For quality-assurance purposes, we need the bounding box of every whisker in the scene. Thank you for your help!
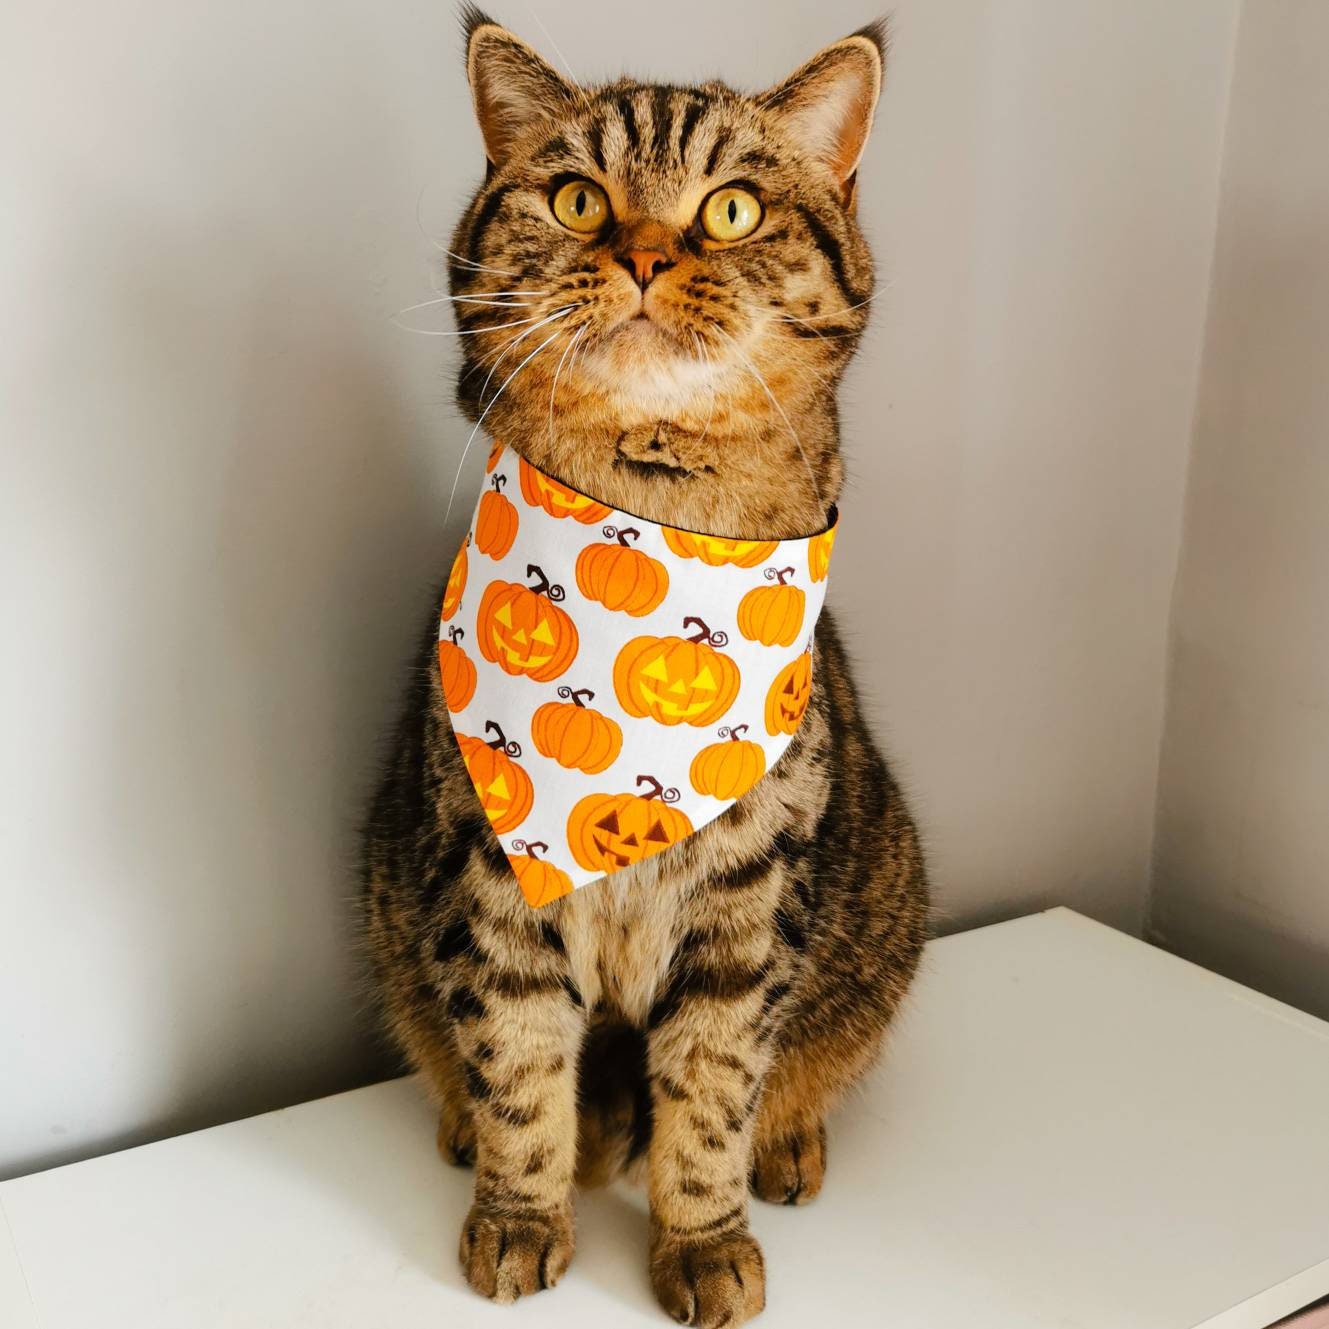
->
[444,324,575,526]
[547,324,587,447]
[477,305,576,409]
[390,310,556,338]
[444,248,525,279]
[774,284,891,324]
[689,332,718,449]
[712,324,823,511]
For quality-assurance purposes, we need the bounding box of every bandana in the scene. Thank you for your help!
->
[438,442,837,908]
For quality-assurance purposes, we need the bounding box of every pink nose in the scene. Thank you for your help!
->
[618,248,673,290]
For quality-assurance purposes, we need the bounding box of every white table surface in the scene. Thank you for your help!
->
[3,907,1328,1329]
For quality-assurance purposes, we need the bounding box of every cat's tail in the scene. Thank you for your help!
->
[575,1019,652,1188]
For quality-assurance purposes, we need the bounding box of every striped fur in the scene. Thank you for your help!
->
[363,13,927,1325]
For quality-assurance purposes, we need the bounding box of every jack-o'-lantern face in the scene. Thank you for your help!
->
[457,724,533,834]
[662,528,779,568]
[519,457,613,524]
[567,777,694,874]
[441,536,468,622]
[476,566,579,682]
[765,651,814,735]
[613,618,740,728]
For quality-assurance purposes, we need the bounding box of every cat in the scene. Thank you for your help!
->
[362,9,928,1326]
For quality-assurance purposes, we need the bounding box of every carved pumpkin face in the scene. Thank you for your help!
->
[765,651,813,736]
[441,536,468,622]
[519,457,613,524]
[808,524,837,583]
[475,477,519,560]
[575,526,669,617]
[507,840,572,908]
[531,687,623,774]
[613,619,740,728]
[457,727,534,833]
[567,778,694,873]
[662,528,779,568]
[437,627,477,711]
[476,568,579,682]
[737,567,806,648]
[689,725,766,801]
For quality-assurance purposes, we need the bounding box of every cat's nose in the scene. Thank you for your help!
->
[617,248,674,291]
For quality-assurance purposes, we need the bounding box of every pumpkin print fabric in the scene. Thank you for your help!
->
[440,443,837,905]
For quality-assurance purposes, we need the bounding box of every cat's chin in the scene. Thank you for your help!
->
[578,319,714,411]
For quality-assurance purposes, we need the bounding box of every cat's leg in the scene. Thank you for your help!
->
[449,936,586,1303]
[749,1032,874,1205]
[646,916,781,1328]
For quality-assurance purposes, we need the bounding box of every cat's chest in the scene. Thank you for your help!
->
[557,863,687,1026]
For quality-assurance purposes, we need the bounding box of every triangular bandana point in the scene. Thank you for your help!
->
[440,443,837,906]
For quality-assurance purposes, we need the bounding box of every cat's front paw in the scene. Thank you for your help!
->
[459,1202,574,1304]
[650,1229,765,1327]
[750,1121,826,1205]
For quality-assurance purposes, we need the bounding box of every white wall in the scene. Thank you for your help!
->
[0,0,1238,1178]
[1149,2,1329,1020]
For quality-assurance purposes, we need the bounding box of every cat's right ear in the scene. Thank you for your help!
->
[462,6,579,169]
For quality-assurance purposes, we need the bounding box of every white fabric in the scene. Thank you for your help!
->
[438,443,836,906]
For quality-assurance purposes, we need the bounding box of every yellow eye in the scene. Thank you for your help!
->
[550,179,610,233]
[700,186,762,242]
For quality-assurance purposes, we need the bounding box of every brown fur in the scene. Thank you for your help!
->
[363,11,927,1325]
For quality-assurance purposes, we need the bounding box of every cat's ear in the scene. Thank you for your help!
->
[758,21,886,206]
[462,6,580,168]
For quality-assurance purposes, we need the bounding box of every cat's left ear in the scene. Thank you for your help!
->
[758,21,886,208]
[462,6,580,168]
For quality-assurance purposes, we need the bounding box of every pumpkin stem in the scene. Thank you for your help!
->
[615,527,640,546]
[682,615,728,647]
[721,724,749,741]
[448,626,464,645]
[512,839,548,859]
[490,473,506,493]
[764,566,795,585]
[636,774,681,804]
[484,720,521,757]
[556,686,595,707]
[525,564,566,602]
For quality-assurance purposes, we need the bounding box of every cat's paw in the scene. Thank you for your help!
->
[650,1229,765,1327]
[436,1106,476,1168]
[459,1203,574,1304]
[750,1122,826,1205]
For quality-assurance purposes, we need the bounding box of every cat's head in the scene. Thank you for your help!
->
[449,7,885,536]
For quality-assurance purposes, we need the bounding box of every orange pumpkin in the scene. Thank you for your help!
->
[457,722,534,833]
[477,565,579,682]
[567,775,695,874]
[519,456,612,524]
[441,535,469,622]
[575,525,669,617]
[613,616,740,728]
[808,523,837,583]
[662,528,778,568]
[507,839,573,908]
[737,566,806,647]
[689,724,766,800]
[485,441,503,473]
[437,625,477,711]
[475,474,519,559]
[765,651,814,736]
[531,686,623,774]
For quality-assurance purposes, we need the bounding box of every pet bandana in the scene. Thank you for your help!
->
[438,442,838,908]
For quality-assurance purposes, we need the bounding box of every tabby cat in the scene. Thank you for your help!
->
[363,10,928,1325]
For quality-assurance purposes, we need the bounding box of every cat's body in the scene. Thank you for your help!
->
[363,12,927,1326]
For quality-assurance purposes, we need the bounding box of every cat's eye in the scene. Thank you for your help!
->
[700,186,763,242]
[550,179,610,233]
